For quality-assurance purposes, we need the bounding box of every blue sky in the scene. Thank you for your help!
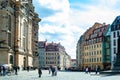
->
[33,0,120,59]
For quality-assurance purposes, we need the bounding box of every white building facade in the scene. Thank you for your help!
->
[111,16,120,69]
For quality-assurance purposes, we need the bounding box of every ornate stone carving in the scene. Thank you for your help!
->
[0,0,8,9]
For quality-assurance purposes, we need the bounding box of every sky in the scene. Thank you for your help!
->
[33,0,120,59]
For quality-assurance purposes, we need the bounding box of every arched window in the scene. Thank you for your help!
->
[10,55,13,64]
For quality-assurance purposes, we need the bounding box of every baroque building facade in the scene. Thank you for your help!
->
[0,0,41,69]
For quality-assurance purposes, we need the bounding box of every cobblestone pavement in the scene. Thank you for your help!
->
[0,70,120,80]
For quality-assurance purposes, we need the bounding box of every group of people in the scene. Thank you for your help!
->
[85,66,100,74]
[49,66,57,76]
[38,66,57,78]
[0,66,7,76]
[85,66,91,74]
[0,65,19,76]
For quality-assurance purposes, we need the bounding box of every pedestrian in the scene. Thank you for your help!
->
[95,66,100,74]
[48,67,51,74]
[27,66,29,72]
[88,67,91,74]
[54,66,57,76]
[85,67,88,74]
[3,66,6,76]
[14,66,18,75]
[51,66,55,76]
[0,66,2,76]
[17,66,20,71]
[7,67,11,76]
[38,67,42,78]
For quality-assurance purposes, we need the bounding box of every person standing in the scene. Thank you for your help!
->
[38,67,42,78]
[14,66,18,75]
[0,66,2,76]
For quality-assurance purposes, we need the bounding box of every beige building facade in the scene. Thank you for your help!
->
[0,0,15,67]
[0,0,40,69]
[38,41,71,70]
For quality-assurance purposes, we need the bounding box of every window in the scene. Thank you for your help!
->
[10,55,13,64]
[94,51,96,55]
[97,58,99,62]
[94,45,96,48]
[8,15,12,47]
[94,58,96,62]
[100,57,101,62]
[117,31,119,37]
[113,32,116,38]
[114,47,116,54]
[23,21,26,36]
[23,38,26,51]
[100,50,101,54]
[8,33,11,47]
[8,15,11,31]
[114,39,116,46]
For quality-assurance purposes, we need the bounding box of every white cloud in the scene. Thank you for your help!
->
[37,0,70,12]
[36,0,120,59]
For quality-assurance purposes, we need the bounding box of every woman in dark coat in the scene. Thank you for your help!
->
[38,67,42,78]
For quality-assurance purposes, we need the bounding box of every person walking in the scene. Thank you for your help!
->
[3,66,6,76]
[48,67,51,74]
[88,67,91,74]
[85,67,88,74]
[27,66,29,72]
[38,67,42,78]
[54,66,57,76]
[14,66,18,75]
[51,66,55,76]
[95,66,100,74]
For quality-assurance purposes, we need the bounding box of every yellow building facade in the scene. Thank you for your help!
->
[82,22,109,70]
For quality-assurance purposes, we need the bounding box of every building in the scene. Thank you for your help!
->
[0,0,15,67]
[32,13,41,68]
[80,22,110,70]
[81,22,102,70]
[103,24,111,70]
[38,41,71,70]
[38,41,46,68]
[64,53,71,70]
[110,16,120,69]
[0,0,41,69]
[71,59,77,69]
[76,35,83,70]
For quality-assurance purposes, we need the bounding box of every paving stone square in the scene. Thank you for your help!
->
[0,70,120,80]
